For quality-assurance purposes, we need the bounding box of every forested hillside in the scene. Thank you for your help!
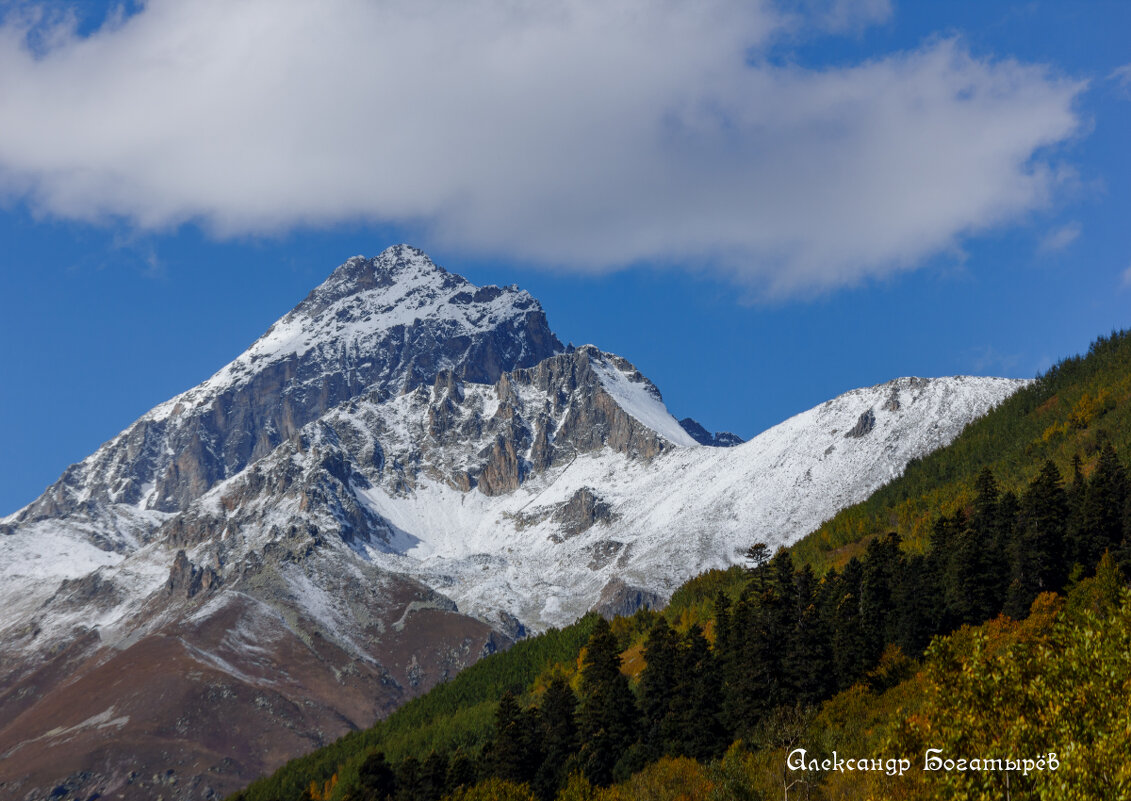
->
[230,330,1131,801]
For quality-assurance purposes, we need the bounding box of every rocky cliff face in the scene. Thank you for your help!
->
[0,246,1028,801]
[9,245,561,533]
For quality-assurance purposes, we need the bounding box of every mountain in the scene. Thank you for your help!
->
[0,246,1024,800]
[231,330,1131,801]
[5,244,560,537]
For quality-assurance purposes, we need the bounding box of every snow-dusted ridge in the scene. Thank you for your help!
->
[590,353,699,448]
[328,373,1028,628]
[88,367,1024,635]
[0,245,1029,644]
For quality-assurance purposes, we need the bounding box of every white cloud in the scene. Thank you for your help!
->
[1121,264,1131,289]
[0,0,1084,296]
[1110,63,1131,88]
[1038,221,1081,253]
[801,0,893,33]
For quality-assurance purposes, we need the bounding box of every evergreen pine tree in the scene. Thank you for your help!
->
[395,756,421,801]
[783,565,833,706]
[420,752,450,801]
[1006,461,1068,617]
[576,617,639,786]
[860,532,901,659]
[446,753,477,795]
[534,675,578,800]
[829,559,869,690]
[890,553,938,656]
[1081,443,1127,568]
[639,616,678,760]
[677,624,728,760]
[357,751,396,801]
[488,691,543,785]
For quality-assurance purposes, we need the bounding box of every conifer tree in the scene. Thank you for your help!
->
[728,551,796,734]
[860,532,900,658]
[420,752,450,801]
[971,467,1000,534]
[829,559,869,690]
[1006,461,1068,617]
[576,617,639,786]
[676,624,728,760]
[890,553,938,656]
[488,691,543,786]
[446,753,477,795]
[639,616,678,759]
[783,567,833,706]
[356,751,396,801]
[534,675,578,800]
[1081,443,1127,568]
[395,756,421,801]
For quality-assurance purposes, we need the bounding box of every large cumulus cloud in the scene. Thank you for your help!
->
[0,0,1083,295]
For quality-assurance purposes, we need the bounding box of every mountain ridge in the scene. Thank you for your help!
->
[0,245,1027,800]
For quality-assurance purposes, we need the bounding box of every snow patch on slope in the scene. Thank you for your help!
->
[590,353,699,448]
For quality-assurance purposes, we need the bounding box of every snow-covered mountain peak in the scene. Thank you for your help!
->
[157,246,547,414]
[11,248,561,523]
[296,245,459,314]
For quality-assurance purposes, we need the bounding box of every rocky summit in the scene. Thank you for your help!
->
[0,246,1026,800]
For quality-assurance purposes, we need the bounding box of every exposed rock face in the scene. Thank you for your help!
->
[592,577,665,619]
[845,408,876,438]
[882,388,902,412]
[478,435,523,496]
[515,347,683,462]
[165,549,222,599]
[289,345,693,504]
[712,431,745,447]
[552,487,615,540]
[678,417,745,447]
[0,246,560,801]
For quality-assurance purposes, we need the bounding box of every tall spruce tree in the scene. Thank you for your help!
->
[829,558,869,690]
[677,624,728,760]
[395,756,421,801]
[639,617,679,760]
[890,553,938,656]
[1081,443,1127,568]
[420,752,450,801]
[576,617,639,786]
[860,533,901,659]
[1006,461,1068,617]
[784,564,833,705]
[534,675,578,800]
[488,691,543,785]
[356,751,396,801]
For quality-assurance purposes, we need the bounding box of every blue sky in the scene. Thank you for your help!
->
[1,0,1129,514]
